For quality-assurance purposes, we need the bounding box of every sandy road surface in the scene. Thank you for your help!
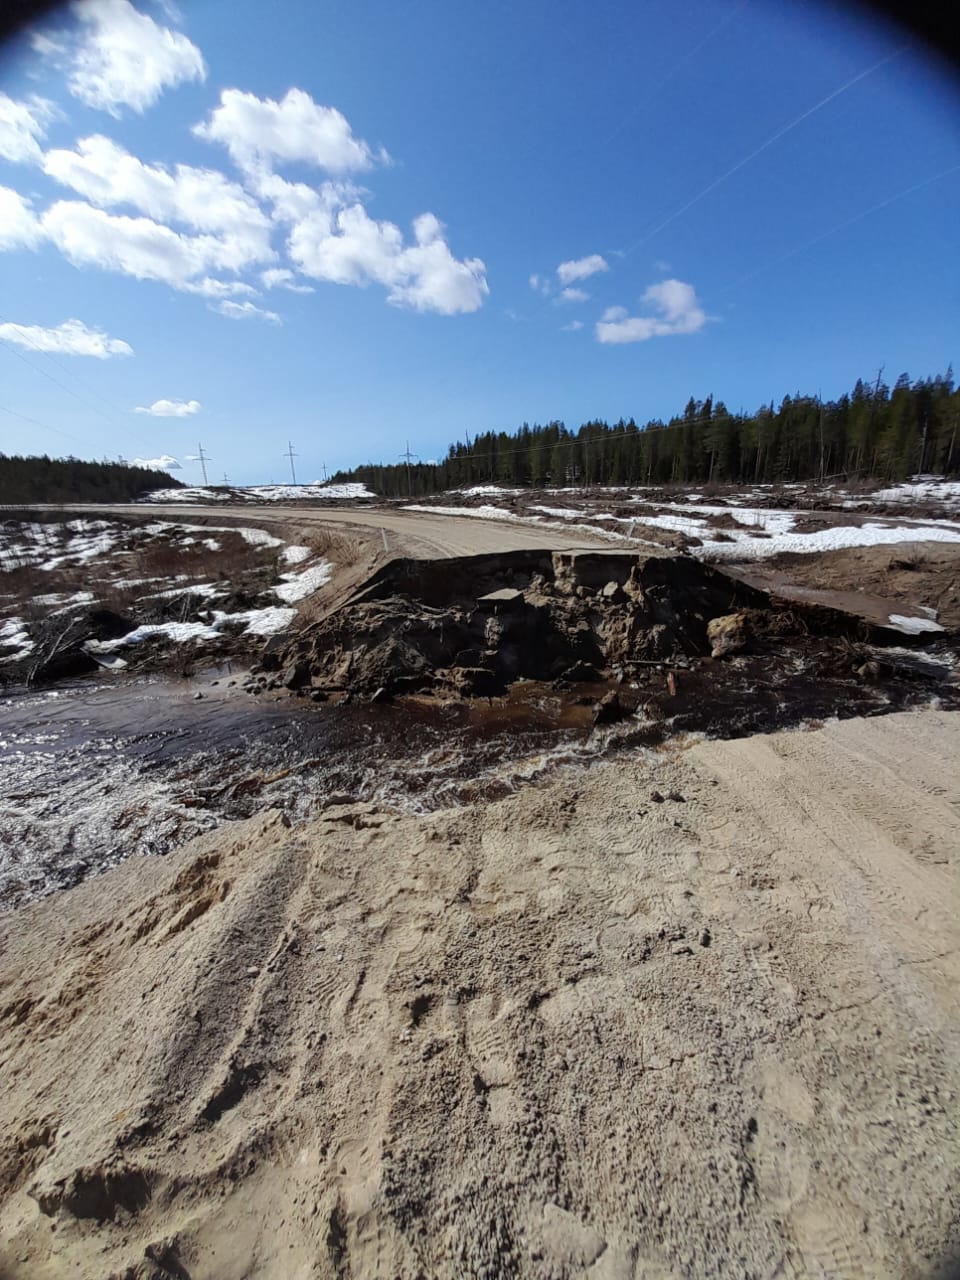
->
[0,708,957,1278]
[33,503,622,559]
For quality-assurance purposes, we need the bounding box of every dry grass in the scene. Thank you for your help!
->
[301,527,363,568]
[130,530,273,583]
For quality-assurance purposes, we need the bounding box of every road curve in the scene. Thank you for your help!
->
[42,503,624,559]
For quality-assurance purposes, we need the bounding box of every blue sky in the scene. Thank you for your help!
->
[0,0,957,485]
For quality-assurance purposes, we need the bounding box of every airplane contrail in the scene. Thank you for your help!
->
[626,44,909,254]
[720,161,960,294]
[604,0,751,149]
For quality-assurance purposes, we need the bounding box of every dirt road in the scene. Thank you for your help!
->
[0,708,957,1278]
[42,503,624,559]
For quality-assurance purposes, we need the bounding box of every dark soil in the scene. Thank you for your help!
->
[258,550,960,733]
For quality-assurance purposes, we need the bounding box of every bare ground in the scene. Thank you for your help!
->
[730,541,960,631]
[0,709,958,1279]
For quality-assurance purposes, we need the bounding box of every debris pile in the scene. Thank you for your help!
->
[259,550,887,703]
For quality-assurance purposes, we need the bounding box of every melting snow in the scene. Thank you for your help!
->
[274,562,332,603]
[0,618,33,662]
[281,545,311,565]
[887,613,946,635]
[141,482,375,503]
[871,478,960,506]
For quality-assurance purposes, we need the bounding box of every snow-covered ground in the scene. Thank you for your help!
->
[0,517,335,671]
[140,482,375,503]
[413,477,960,561]
[860,476,960,507]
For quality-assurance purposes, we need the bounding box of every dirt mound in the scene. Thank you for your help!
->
[731,540,960,631]
[1,711,959,1277]
[261,550,878,701]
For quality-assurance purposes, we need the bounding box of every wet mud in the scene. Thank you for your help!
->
[3,550,957,911]
[262,548,959,719]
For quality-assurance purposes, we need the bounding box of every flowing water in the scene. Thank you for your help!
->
[3,637,956,911]
[0,670,625,910]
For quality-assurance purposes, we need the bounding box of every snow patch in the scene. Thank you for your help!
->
[274,561,332,603]
[140,482,376,503]
[0,617,33,662]
[887,613,946,635]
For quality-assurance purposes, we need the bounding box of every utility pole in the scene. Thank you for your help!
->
[285,441,298,485]
[399,440,418,498]
[196,442,210,486]
[222,472,229,486]
[818,389,825,482]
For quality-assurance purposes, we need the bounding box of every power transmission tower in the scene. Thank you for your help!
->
[222,472,229,486]
[399,440,419,497]
[196,442,210,486]
[285,441,298,485]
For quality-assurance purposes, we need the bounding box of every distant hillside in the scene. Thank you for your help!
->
[0,454,182,505]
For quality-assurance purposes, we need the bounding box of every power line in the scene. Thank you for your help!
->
[718,162,960,297]
[624,44,908,256]
[0,313,135,427]
[285,441,298,485]
[0,327,142,443]
[195,441,211,486]
[603,0,750,150]
[0,403,82,444]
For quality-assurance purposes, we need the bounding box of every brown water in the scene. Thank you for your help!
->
[0,671,608,911]
[2,639,956,912]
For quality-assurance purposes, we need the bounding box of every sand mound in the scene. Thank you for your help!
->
[1,711,959,1278]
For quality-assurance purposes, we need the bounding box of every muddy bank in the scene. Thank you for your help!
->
[0,670,658,912]
[729,540,960,631]
[259,549,959,725]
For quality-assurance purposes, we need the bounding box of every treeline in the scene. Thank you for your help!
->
[333,370,959,498]
[0,455,182,505]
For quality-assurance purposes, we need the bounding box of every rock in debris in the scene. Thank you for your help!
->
[707,613,748,659]
[600,580,625,603]
[594,689,627,725]
[281,661,310,690]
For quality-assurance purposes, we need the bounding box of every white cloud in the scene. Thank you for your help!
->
[558,286,588,303]
[132,454,181,470]
[0,93,55,165]
[184,277,258,299]
[556,253,608,285]
[194,87,381,174]
[595,279,707,344]
[0,185,43,249]
[289,205,487,315]
[0,316,133,357]
[135,398,200,416]
[562,320,583,332]
[653,259,671,273]
[43,135,274,264]
[213,299,280,324]
[48,0,206,116]
[261,266,314,294]
[41,199,271,290]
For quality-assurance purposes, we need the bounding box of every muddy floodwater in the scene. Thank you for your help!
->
[3,626,957,911]
[0,671,624,910]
